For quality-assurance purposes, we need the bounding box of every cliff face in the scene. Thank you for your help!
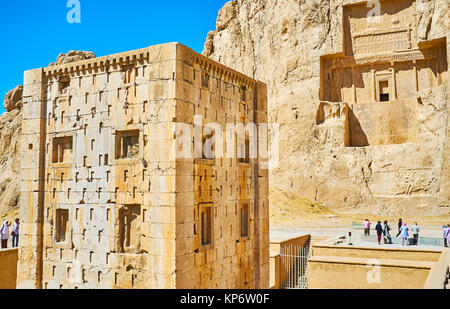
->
[49,50,96,67]
[1,85,23,215]
[204,0,449,216]
[0,108,22,215]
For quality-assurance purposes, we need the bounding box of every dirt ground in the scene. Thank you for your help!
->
[269,189,450,232]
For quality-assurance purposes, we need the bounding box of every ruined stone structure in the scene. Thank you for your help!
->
[204,0,449,216]
[17,43,269,289]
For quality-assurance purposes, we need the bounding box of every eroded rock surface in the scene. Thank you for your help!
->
[0,109,22,215]
[3,85,23,112]
[1,86,23,216]
[204,0,449,216]
[49,50,96,66]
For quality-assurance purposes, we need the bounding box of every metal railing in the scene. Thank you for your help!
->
[280,240,312,289]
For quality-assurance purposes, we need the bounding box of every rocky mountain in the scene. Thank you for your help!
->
[203,0,449,216]
[49,50,96,67]
[0,91,22,215]
[0,2,448,218]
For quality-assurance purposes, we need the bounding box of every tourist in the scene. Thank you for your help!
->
[396,219,403,237]
[0,221,11,249]
[375,221,383,245]
[363,219,371,236]
[444,224,448,247]
[11,218,19,248]
[411,222,420,245]
[383,220,392,244]
[445,225,450,248]
[400,222,409,246]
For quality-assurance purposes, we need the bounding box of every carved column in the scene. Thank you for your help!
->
[371,68,376,102]
[352,65,357,104]
[331,67,336,102]
[413,60,419,92]
[391,62,397,101]
[435,50,441,86]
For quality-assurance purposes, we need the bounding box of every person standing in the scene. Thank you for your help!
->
[375,221,383,245]
[400,222,409,246]
[0,221,11,249]
[383,220,392,244]
[444,224,448,247]
[445,224,450,248]
[11,218,19,248]
[363,219,371,236]
[396,219,403,237]
[411,222,420,245]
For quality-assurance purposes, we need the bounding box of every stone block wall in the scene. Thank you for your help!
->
[17,43,269,289]
[173,44,269,289]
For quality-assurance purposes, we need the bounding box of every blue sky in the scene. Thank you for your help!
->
[0,0,229,115]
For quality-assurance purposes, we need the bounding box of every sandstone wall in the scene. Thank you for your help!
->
[17,45,181,289]
[174,44,269,289]
[1,52,96,219]
[203,0,450,216]
[0,248,18,289]
[308,242,442,289]
[17,43,269,289]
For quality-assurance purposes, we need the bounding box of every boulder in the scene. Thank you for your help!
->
[49,50,96,66]
[3,85,23,112]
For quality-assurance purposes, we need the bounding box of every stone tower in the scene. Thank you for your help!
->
[17,43,269,289]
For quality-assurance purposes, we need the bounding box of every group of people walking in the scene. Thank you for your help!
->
[363,219,420,246]
[0,218,19,249]
[394,219,420,246]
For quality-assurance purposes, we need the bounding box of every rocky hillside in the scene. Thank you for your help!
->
[0,86,22,216]
[0,51,95,216]
[49,50,95,67]
[203,0,449,216]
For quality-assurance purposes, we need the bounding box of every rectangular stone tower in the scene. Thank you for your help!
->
[17,43,269,289]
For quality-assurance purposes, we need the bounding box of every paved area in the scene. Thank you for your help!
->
[339,241,442,251]
[271,223,447,249]
[271,227,351,240]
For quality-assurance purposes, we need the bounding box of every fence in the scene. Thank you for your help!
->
[279,240,312,289]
